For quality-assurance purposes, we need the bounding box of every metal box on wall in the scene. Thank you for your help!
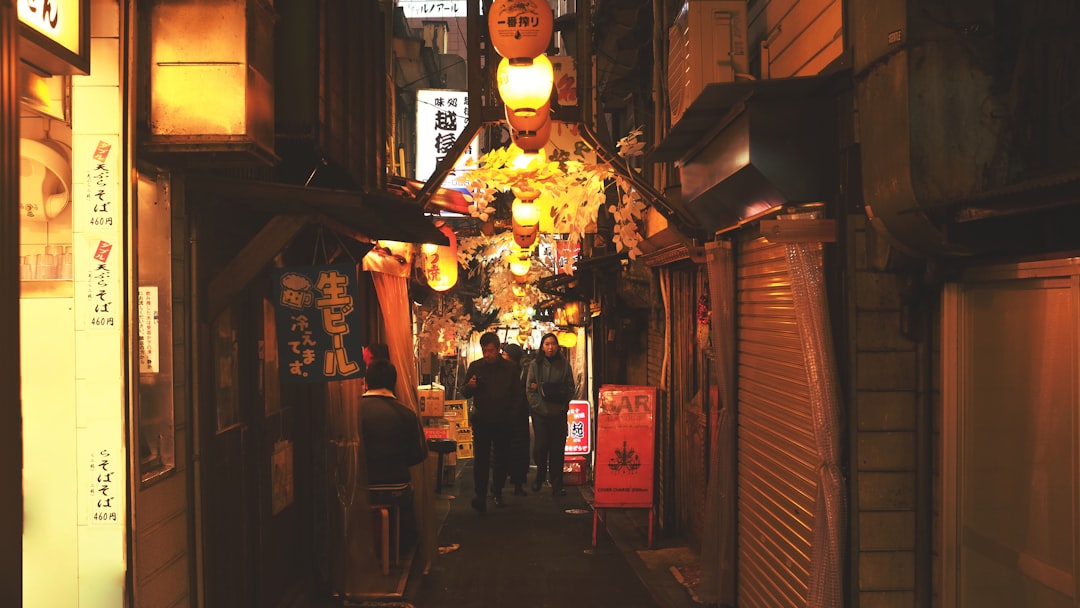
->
[144,0,278,165]
[668,0,748,126]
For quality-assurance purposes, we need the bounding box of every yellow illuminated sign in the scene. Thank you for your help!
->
[18,0,81,57]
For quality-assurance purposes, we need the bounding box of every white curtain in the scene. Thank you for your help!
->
[785,238,846,608]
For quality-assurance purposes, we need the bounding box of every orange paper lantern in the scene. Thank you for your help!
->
[487,0,553,64]
[505,100,551,135]
[510,114,552,154]
[512,217,539,249]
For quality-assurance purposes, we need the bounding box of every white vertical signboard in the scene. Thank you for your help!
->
[416,89,477,190]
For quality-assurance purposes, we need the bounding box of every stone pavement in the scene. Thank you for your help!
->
[293,459,708,608]
[400,459,705,608]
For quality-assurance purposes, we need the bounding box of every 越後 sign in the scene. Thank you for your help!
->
[593,385,656,508]
[565,399,591,455]
[272,264,364,383]
[416,89,478,190]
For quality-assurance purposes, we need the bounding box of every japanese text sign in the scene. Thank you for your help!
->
[565,399,591,454]
[416,89,477,190]
[272,264,364,384]
[399,0,465,18]
[593,385,656,508]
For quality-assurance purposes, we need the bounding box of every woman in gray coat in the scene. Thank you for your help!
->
[526,332,576,496]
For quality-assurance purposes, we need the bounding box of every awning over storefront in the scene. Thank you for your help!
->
[651,75,842,234]
[187,176,449,245]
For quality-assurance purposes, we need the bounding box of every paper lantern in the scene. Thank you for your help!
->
[508,250,532,277]
[422,222,458,292]
[557,330,578,348]
[512,198,541,227]
[510,114,552,153]
[487,0,553,64]
[512,217,538,249]
[505,100,550,135]
[497,55,553,117]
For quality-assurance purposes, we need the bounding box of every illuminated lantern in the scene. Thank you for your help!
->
[422,221,458,292]
[512,284,528,297]
[512,198,541,227]
[505,100,550,134]
[512,217,539,249]
[508,250,532,278]
[562,300,584,326]
[497,55,553,117]
[487,0,554,64]
[510,114,552,154]
[558,330,578,348]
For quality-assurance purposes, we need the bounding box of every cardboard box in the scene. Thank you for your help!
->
[418,384,445,417]
[563,455,588,486]
[456,441,473,459]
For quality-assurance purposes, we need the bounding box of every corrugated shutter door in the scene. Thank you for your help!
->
[736,236,817,607]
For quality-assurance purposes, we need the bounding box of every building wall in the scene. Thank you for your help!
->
[22,0,128,604]
[848,214,924,607]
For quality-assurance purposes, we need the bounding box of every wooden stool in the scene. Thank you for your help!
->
[369,504,398,575]
[369,482,407,575]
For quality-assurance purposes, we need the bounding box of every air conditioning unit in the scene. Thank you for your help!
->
[668,1,749,125]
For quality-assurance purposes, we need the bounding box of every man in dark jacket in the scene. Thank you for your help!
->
[498,343,532,496]
[359,359,429,550]
[460,332,521,511]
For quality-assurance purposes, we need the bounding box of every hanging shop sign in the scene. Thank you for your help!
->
[272,264,364,383]
[399,0,465,18]
[593,385,656,508]
[18,0,90,74]
[416,89,477,190]
[565,399,591,455]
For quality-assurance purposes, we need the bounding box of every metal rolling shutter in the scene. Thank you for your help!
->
[736,236,817,607]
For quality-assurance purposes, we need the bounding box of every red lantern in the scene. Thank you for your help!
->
[422,222,458,292]
[487,0,553,64]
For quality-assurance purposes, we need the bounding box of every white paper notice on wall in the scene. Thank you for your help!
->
[86,444,122,526]
[138,286,159,374]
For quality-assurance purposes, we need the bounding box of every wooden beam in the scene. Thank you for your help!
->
[207,215,310,321]
[759,218,837,243]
